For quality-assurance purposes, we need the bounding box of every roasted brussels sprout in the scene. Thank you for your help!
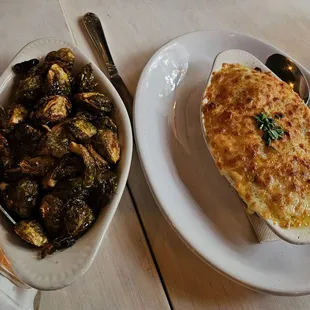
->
[86,143,109,171]
[0,157,12,171]
[0,107,9,131]
[74,92,113,115]
[41,235,75,259]
[13,59,39,75]
[45,48,75,71]
[40,194,64,236]
[52,177,90,201]
[8,104,28,126]
[19,156,55,176]
[95,129,120,164]
[15,72,42,103]
[76,109,99,123]
[12,123,42,142]
[69,142,96,188]
[9,124,43,160]
[0,133,12,169]
[34,96,71,124]
[64,199,94,237]
[75,63,98,92]
[40,123,72,158]
[0,183,8,209]
[0,133,9,155]
[14,220,48,247]
[89,170,118,212]
[45,64,72,96]
[97,116,118,132]
[7,178,39,218]
[67,115,97,141]
[3,167,23,183]
[43,155,82,188]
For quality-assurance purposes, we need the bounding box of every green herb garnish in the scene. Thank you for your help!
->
[254,112,284,146]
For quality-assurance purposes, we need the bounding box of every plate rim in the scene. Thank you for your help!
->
[133,29,310,296]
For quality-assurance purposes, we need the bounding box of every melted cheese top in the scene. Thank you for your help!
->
[202,63,310,228]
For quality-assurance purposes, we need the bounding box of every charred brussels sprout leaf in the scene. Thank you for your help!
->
[0,183,8,209]
[41,235,75,259]
[0,133,12,169]
[97,116,118,132]
[52,177,90,201]
[45,48,75,71]
[7,178,39,218]
[64,199,94,237]
[43,155,82,188]
[89,170,118,213]
[0,156,12,171]
[40,123,72,158]
[14,220,48,247]
[8,124,43,161]
[0,107,9,131]
[15,72,42,103]
[8,104,28,126]
[34,96,71,124]
[13,59,39,75]
[74,92,113,115]
[40,194,64,237]
[75,63,98,92]
[96,169,118,188]
[3,167,23,183]
[45,64,72,96]
[12,123,43,142]
[69,142,96,188]
[67,115,97,141]
[19,156,55,176]
[86,143,109,171]
[95,129,120,164]
[76,109,99,123]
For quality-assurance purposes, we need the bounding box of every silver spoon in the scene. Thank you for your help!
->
[265,53,309,105]
[0,204,16,225]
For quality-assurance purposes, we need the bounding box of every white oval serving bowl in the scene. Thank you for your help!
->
[200,49,310,245]
[0,38,133,290]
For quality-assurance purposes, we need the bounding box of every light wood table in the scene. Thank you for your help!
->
[2,0,310,309]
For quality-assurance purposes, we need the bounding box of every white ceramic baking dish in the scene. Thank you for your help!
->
[201,49,310,245]
[0,38,133,290]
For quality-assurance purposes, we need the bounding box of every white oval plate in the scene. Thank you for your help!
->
[134,30,310,295]
[201,49,310,245]
[0,38,133,290]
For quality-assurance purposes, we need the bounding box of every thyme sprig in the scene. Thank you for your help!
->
[254,112,284,146]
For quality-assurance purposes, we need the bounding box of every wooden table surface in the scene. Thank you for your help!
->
[2,0,310,309]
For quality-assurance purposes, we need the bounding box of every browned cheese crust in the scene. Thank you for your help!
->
[202,63,310,228]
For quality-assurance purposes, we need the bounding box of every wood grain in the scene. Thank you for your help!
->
[60,0,310,309]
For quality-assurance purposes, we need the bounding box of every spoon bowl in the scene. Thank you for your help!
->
[265,53,309,105]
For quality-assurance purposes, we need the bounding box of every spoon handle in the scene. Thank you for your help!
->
[83,12,133,117]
